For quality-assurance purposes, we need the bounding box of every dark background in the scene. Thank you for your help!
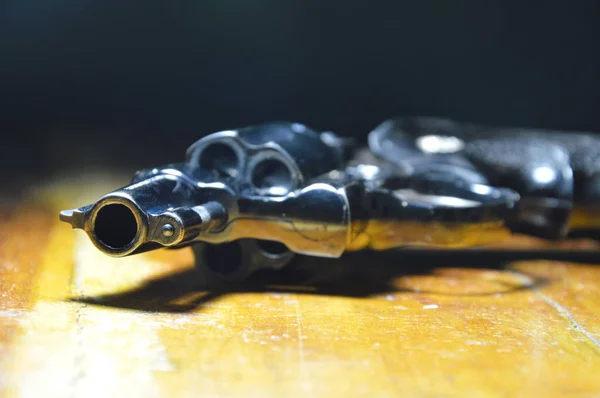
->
[1,1,599,182]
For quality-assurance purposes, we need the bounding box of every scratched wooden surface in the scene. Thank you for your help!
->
[1,174,600,398]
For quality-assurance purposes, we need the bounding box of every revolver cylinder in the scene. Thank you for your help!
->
[185,122,346,196]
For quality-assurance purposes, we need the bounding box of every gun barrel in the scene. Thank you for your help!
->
[59,173,228,257]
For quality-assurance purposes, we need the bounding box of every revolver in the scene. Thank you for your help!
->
[59,120,600,283]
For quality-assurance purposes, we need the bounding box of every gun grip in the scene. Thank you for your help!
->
[368,117,576,239]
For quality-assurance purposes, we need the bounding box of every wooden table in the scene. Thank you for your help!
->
[1,174,600,398]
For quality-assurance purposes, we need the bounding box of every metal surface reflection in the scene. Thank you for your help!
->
[59,120,600,282]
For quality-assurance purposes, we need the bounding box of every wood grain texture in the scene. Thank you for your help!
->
[1,175,600,398]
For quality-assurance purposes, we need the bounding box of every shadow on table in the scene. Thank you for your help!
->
[69,248,600,313]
